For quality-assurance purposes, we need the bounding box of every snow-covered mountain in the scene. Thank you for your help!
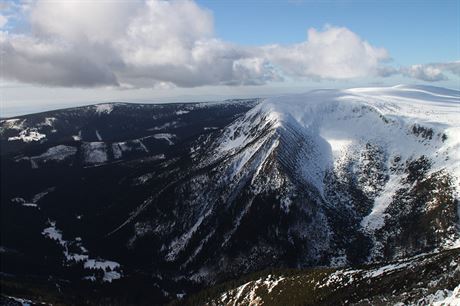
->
[199,85,460,264]
[1,85,459,304]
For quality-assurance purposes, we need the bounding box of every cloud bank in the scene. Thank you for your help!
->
[400,62,460,82]
[0,0,458,88]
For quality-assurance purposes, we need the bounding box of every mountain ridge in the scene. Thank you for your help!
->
[1,85,459,304]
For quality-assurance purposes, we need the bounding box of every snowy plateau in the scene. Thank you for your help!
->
[1,85,459,305]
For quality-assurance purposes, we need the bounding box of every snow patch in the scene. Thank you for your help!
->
[8,128,46,142]
[95,104,113,114]
[11,187,55,208]
[84,259,120,271]
[148,121,181,131]
[153,133,176,145]
[1,118,25,131]
[32,187,56,203]
[95,130,102,141]
[39,117,57,127]
[166,209,212,261]
[176,110,189,115]
[42,220,122,282]
[72,130,82,141]
[361,174,402,232]
[42,221,65,246]
[216,274,285,305]
[22,203,38,208]
[112,139,149,159]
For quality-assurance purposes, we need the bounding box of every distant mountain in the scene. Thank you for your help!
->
[1,86,459,305]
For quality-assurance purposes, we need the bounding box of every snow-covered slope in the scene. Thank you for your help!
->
[215,85,459,196]
[181,85,459,266]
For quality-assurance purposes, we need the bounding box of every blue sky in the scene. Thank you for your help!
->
[0,0,459,116]
[201,0,459,64]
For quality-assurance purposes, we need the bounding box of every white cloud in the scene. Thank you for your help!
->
[429,61,460,77]
[401,64,446,82]
[119,0,213,64]
[0,32,119,87]
[265,26,390,79]
[29,0,143,43]
[1,0,455,88]
[115,1,278,87]
[398,62,460,82]
[2,0,279,87]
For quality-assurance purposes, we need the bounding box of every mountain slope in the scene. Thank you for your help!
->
[185,248,460,306]
[1,86,459,304]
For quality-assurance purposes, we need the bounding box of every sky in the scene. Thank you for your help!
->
[0,0,459,116]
